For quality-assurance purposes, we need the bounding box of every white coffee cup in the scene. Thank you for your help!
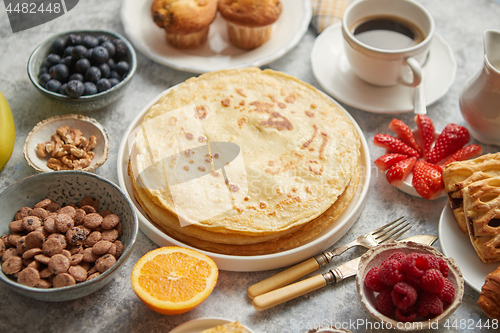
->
[341,0,435,87]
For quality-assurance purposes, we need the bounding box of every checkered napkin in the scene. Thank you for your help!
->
[311,0,352,33]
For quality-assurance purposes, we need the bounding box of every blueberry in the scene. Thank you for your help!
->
[97,35,110,44]
[82,35,99,49]
[45,54,61,68]
[63,46,74,58]
[75,58,91,74]
[69,73,84,82]
[98,63,110,78]
[60,56,75,70]
[48,65,56,76]
[114,61,130,76]
[65,80,85,98]
[96,78,111,93]
[91,46,109,64]
[109,78,120,87]
[46,79,62,92]
[67,34,82,46]
[109,71,121,80]
[59,83,67,95]
[50,38,66,55]
[112,39,128,59]
[85,66,101,84]
[51,64,69,82]
[39,67,48,76]
[39,73,52,87]
[107,58,115,70]
[83,82,97,95]
[101,41,115,58]
[71,45,88,60]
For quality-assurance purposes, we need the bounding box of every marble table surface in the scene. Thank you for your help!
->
[1,0,500,332]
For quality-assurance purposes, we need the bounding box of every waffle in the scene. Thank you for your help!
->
[442,153,500,234]
[462,176,500,263]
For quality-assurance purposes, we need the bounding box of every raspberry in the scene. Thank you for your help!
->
[401,253,427,277]
[392,282,418,310]
[375,289,395,317]
[423,254,440,270]
[404,274,422,291]
[387,252,406,263]
[439,278,455,303]
[364,267,386,292]
[378,259,404,286]
[421,269,445,294]
[395,306,418,322]
[417,293,443,318]
[438,257,449,277]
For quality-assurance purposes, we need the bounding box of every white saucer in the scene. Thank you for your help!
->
[438,205,498,292]
[169,318,254,333]
[311,23,457,113]
[121,0,311,73]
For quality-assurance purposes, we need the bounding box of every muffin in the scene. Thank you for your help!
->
[151,0,217,49]
[218,0,282,50]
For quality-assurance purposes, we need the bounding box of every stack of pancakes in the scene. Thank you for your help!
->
[128,68,362,255]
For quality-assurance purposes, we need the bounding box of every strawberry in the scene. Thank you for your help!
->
[374,134,420,157]
[386,157,417,187]
[374,153,409,172]
[443,144,482,166]
[412,160,444,200]
[389,119,422,156]
[427,124,470,164]
[414,114,436,159]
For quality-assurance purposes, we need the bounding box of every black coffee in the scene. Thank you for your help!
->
[352,16,424,50]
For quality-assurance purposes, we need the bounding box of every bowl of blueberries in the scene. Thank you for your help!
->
[27,30,137,112]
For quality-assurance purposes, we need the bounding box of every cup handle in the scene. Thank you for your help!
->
[399,57,422,87]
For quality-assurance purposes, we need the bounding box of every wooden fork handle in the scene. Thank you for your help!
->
[247,258,320,299]
[252,274,326,311]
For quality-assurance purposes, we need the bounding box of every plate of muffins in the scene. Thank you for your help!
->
[121,0,312,73]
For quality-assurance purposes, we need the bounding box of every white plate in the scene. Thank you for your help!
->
[117,88,370,272]
[169,317,254,333]
[120,0,311,73]
[438,205,498,292]
[311,23,457,113]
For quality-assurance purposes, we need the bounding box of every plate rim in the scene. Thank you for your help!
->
[311,22,457,113]
[120,0,312,73]
[116,80,371,272]
[438,204,498,293]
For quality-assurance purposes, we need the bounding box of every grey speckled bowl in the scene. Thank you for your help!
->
[27,30,136,112]
[0,171,138,301]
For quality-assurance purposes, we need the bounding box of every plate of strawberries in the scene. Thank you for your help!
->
[373,115,482,200]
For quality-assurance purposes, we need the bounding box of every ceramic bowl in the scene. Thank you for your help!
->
[356,241,464,331]
[0,171,138,301]
[27,30,137,112]
[23,114,110,173]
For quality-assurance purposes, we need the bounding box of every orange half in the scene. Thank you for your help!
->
[131,246,218,315]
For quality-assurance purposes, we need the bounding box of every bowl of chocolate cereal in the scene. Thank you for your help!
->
[23,114,109,173]
[0,171,138,301]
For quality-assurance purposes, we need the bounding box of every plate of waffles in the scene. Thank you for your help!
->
[439,204,498,292]
[117,68,371,271]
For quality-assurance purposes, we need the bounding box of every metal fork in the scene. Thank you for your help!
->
[247,216,410,299]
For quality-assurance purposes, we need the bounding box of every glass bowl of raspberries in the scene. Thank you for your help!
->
[356,241,464,331]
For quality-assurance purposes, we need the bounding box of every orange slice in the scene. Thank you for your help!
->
[130,246,218,315]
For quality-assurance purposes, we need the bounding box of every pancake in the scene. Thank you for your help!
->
[129,158,360,255]
[130,68,361,237]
